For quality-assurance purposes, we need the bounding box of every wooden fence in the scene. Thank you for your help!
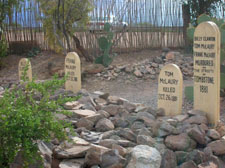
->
[3,0,225,56]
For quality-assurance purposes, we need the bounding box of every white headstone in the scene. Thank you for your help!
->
[193,21,221,125]
[18,58,32,82]
[65,52,81,93]
[158,64,183,116]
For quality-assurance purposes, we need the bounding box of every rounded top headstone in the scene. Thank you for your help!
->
[158,64,183,116]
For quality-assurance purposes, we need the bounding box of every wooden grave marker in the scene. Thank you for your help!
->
[18,58,32,81]
[193,21,220,125]
[65,52,81,93]
[158,64,183,116]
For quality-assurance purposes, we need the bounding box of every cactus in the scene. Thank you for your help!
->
[186,14,225,101]
[95,23,115,67]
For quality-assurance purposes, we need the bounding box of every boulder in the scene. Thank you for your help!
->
[207,140,225,155]
[160,149,177,168]
[187,125,207,145]
[165,133,196,151]
[126,145,161,168]
[95,118,115,132]
[100,150,126,168]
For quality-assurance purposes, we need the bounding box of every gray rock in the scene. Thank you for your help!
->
[95,118,114,132]
[101,150,126,168]
[207,129,221,140]
[187,125,207,145]
[117,128,137,142]
[165,133,196,151]
[207,140,225,155]
[175,151,188,165]
[59,159,84,168]
[126,145,161,168]
[76,118,94,130]
[102,105,122,116]
[137,135,155,147]
[53,145,90,159]
[160,149,177,168]
[85,144,110,167]
[179,161,197,168]
[99,139,118,148]
[184,115,208,125]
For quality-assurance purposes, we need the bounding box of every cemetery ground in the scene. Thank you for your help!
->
[1,48,225,168]
[0,49,225,122]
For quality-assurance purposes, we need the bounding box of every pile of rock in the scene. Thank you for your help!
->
[38,89,225,168]
[86,49,193,81]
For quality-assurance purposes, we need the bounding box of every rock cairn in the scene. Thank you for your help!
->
[32,89,225,168]
[85,49,193,81]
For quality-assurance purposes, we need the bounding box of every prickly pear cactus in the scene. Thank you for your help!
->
[186,14,225,101]
[95,23,115,67]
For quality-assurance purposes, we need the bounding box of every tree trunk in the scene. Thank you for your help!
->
[72,35,93,62]
[182,4,191,47]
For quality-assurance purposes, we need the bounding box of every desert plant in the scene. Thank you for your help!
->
[185,14,225,101]
[0,71,79,167]
[95,23,116,67]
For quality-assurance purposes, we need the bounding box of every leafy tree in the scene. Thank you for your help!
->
[0,0,23,67]
[38,0,93,61]
[181,0,223,25]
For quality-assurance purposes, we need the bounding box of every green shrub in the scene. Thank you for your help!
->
[0,74,79,167]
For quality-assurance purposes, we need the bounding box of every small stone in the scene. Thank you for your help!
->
[187,110,207,117]
[108,96,124,105]
[215,122,225,137]
[160,149,177,168]
[187,125,207,145]
[133,69,143,78]
[207,129,221,140]
[95,118,115,132]
[117,140,136,148]
[165,133,196,151]
[186,149,206,165]
[151,63,159,68]
[99,93,110,100]
[94,98,107,106]
[125,65,134,73]
[184,115,208,125]
[71,109,96,118]
[85,114,104,125]
[59,159,84,168]
[166,52,175,60]
[207,140,225,155]
[179,161,197,168]
[137,135,155,147]
[126,145,161,168]
[99,139,118,148]
[102,105,122,116]
[97,110,110,118]
[84,64,104,74]
[100,150,126,168]
[175,151,188,165]
[156,108,165,117]
[76,118,94,130]
[64,101,80,110]
[174,114,189,122]
[117,128,137,142]
[198,162,218,168]
[112,144,127,157]
[53,145,90,159]
[85,144,110,167]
